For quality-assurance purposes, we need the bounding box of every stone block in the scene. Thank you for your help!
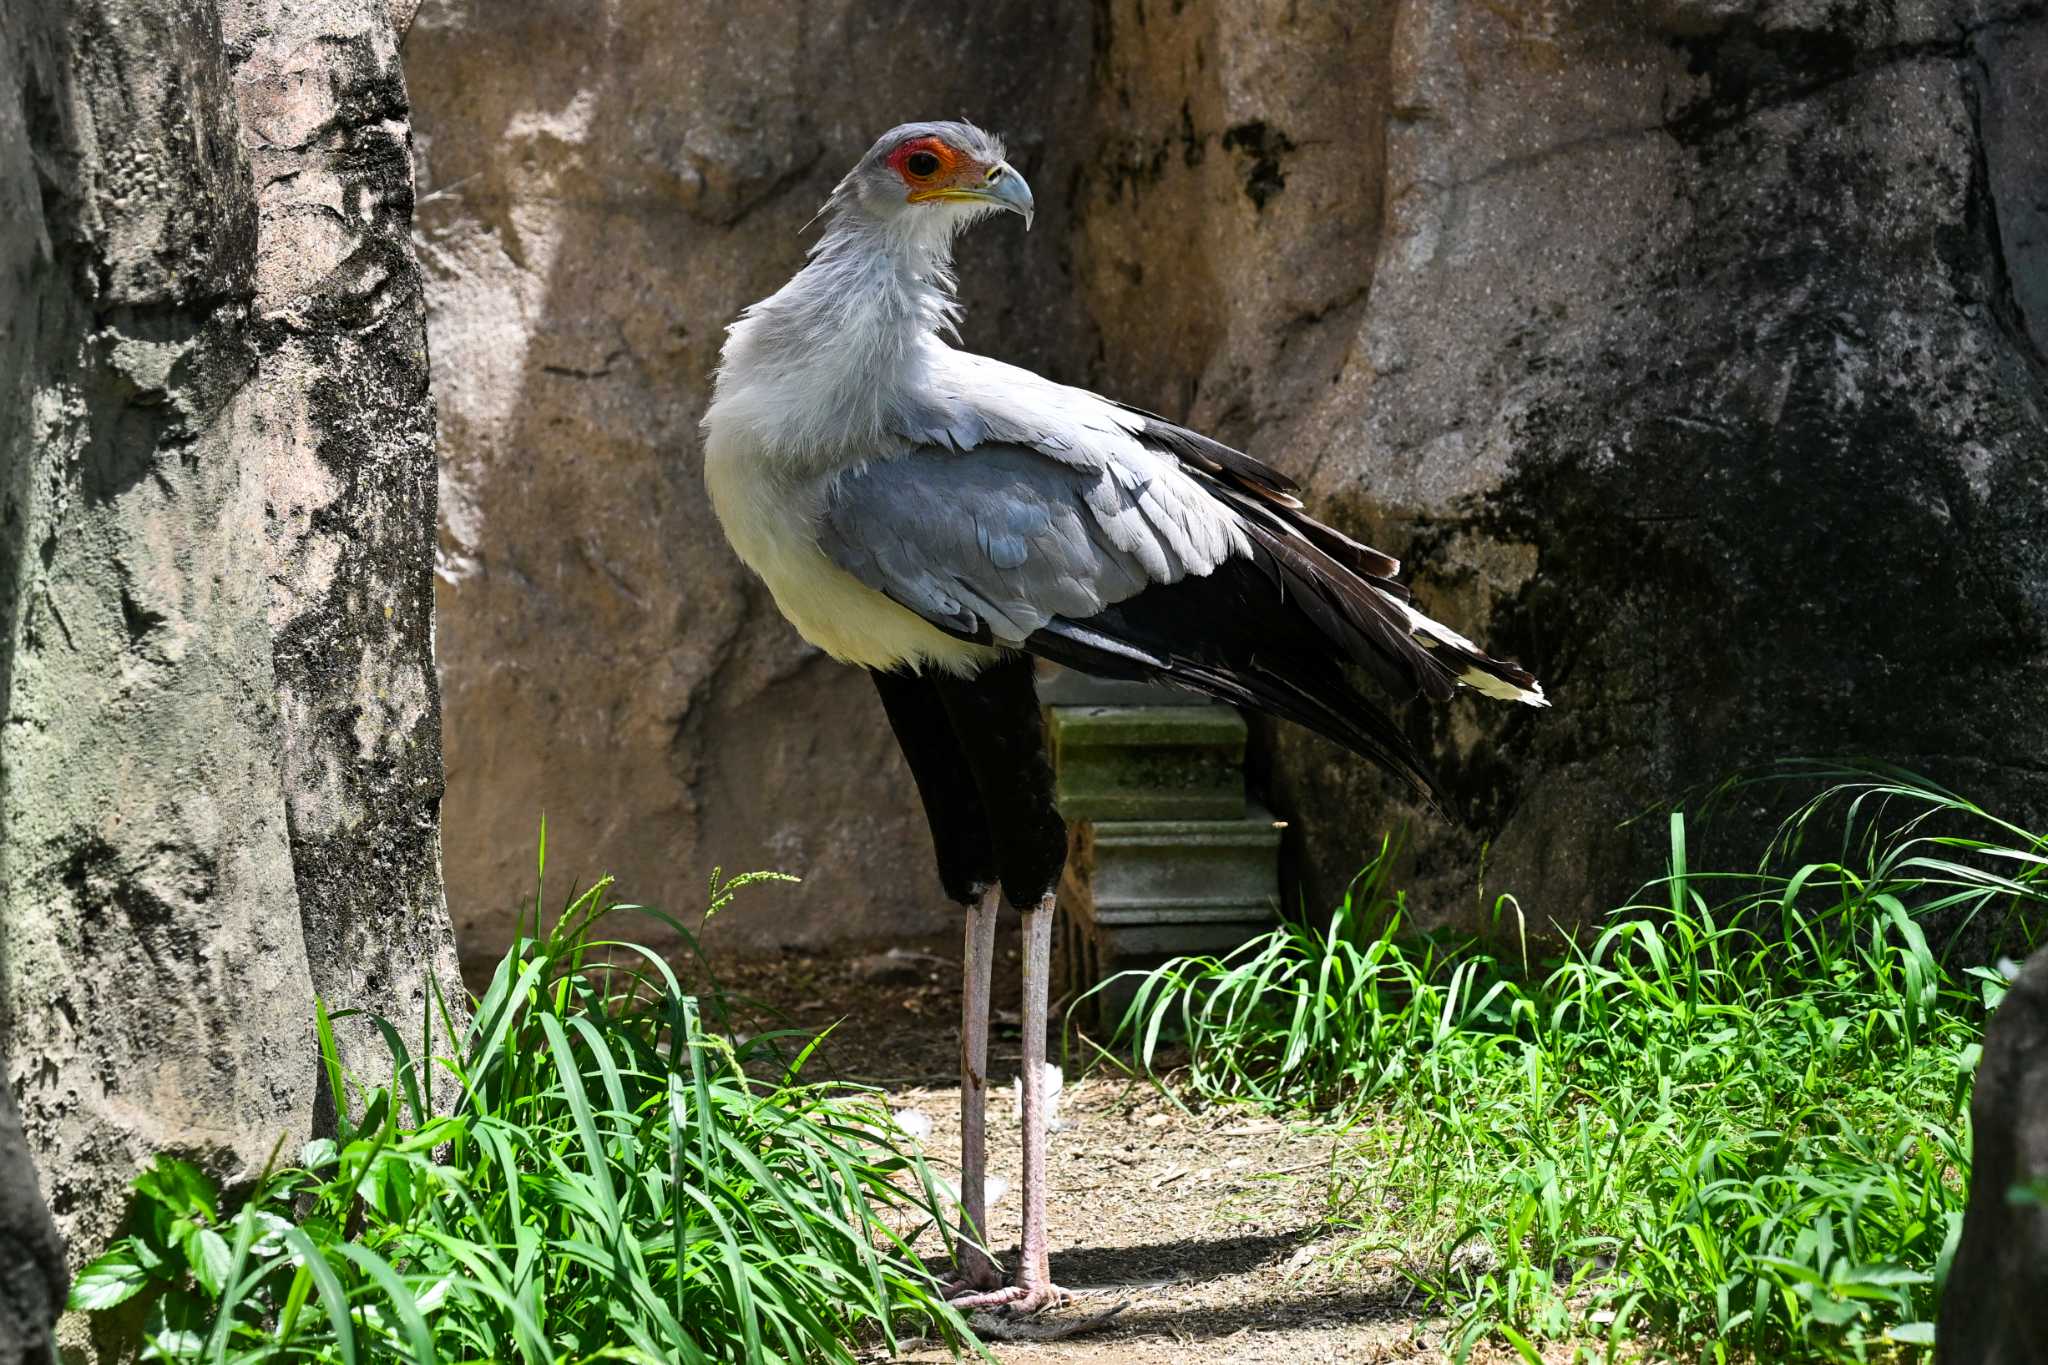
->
[1045,704,1247,822]
[1035,666,1210,708]
[1057,806,1285,1029]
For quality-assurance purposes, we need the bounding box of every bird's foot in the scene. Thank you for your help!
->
[938,1240,1005,1304]
[1001,1279,1070,1315]
[945,1283,1028,1311]
[947,1275,1068,1315]
[939,1264,1006,1304]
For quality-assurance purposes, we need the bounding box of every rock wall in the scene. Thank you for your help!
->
[1258,0,2048,921]
[0,0,464,1310]
[231,0,464,1135]
[410,0,2048,955]
[1942,945,2048,1363]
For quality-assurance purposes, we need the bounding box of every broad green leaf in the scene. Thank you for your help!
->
[68,1246,150,1312]
[176,1224,233,1298]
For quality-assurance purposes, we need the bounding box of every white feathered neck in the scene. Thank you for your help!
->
[709,202,990,471]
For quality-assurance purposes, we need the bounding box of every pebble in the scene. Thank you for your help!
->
[851,949,926,985]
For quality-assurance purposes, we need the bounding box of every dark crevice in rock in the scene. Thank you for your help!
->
[1966,31,2048,376]
[1177,99,1204,169]
[1448,122,1672,192]
[1669,7,2048,148]
[540,349,627,381]
[116,584,166,648]
[1219,119,1293,211]
[1671,25,1965,144]
[1280,280,1370,341]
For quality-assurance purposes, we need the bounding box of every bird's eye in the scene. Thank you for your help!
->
[905,151,941,178]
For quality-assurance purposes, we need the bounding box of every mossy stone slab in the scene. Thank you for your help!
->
[1056,806,1284,1024]
[1045,703,1246,821]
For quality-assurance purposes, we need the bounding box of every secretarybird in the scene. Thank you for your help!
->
[704,121,1545,1311]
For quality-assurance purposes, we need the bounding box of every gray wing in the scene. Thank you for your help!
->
[817,348,1541,807]
[816,443,1249,645]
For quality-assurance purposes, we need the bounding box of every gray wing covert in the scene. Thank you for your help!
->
[816,444,1244,645]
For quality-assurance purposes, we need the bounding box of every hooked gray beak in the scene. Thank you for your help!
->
[977,162,1035,229]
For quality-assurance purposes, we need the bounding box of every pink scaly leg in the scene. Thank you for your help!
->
[1013,893,1066,1308]
[943,887,1004,1299]
[949,893,1067,1314]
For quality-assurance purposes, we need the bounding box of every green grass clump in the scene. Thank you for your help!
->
[1105,769,2047,1362]
[70,859,973,1364]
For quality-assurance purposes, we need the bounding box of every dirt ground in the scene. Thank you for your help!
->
[694,922,1583,1365]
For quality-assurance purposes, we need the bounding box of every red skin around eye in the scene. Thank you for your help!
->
[886,137,962,185]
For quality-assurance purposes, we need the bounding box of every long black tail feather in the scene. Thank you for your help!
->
[1023,555,1445,805]
[1017,419,1544,806]
[1122,415,1545,712]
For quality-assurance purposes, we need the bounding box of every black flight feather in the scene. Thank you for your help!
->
[1130,423,1542,705]
[1022,552,1444,805]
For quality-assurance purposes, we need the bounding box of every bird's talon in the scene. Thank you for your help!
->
[954,1275,1068,1316]
[939,1270,1005,1301]
[1005,1281,1070,1315]
[939,1238,1005,1302]
[945,1283,1027,1311]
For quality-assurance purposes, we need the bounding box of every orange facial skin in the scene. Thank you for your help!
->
[886,136,993,204]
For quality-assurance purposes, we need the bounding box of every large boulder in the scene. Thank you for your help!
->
[1942,946,2048,1364]
[1351,1,2048,920]
[408,0,2048,951]
[0,0,465,1319]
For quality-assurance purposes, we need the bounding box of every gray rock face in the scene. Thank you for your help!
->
[230,0,466,1138]
[1278,0,2048,923]
[0,0,463,1317]
[409,0,2048,956]
[1941,946,2048,1364]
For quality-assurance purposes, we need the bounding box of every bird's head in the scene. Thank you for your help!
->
[822,121,1035,242]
